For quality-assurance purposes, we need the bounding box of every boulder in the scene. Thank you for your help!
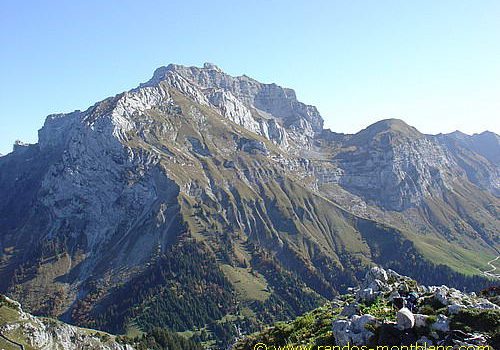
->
[332,319,351,346]
[433,286,450,305]
[417,336,433,346]
[431,314,450,333]
[471,299,499,310]
[351,314,377,333]
[418,285,429,294]
[388,290,401,302]
[413,313,429,328]
[332,314,378,346]
[340,303,360,317]
[396,307,415,330]
[357,287,377,303]
[448,303,465,315]
[387,269,402,280]
[367,266,389,283]
[356,267,391,302]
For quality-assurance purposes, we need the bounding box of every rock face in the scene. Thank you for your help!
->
[143,63,322,146]
[335,120,462,210]
[436,130,500,196]
[431,314,450,333]
[0,295,133,350]
[356,266,391,303]
[0,63,498,347]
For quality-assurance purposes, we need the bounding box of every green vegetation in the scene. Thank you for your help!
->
[234,303,341,350]
[220,264,270,302]
[0,338,22,350]
[1,294,205,350]
[356,219,494,291]
[77,240,236,333]
[451,309,500,350]
[118,328,203,350]
[359,298,395,322]
[450,308,500,333]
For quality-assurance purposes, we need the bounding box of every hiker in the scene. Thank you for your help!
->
[406,292,419,312]
[393,296,406,310]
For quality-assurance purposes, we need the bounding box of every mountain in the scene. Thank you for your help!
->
[0,63,498,348]
[436,131,500,196]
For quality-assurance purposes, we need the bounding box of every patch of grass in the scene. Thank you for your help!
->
[220,264,270,302]
[0,305,20,324]
[450,308,500,333]
[418,304,435,316]
[418,295,446,314]
[360,298,395,322]
[0,337,21,350]
[425,315,437,325]
[124,321,145,338]
[233,303,341,349]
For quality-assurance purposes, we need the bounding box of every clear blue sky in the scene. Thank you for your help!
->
[1,0,499,155]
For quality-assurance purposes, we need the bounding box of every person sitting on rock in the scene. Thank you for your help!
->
[393,297,406,310]
[406,291,420,312]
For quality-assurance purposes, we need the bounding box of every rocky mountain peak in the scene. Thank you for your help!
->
[142,62,324,138]
[202,62,223,71]
[371,118,420,132]
[335,119,464,210]
[347,118,423,147]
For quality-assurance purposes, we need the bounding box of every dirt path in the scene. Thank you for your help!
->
[482,255,500,278]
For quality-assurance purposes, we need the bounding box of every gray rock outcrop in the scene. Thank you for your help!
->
[0,296,133,350]
[332,314,378,346]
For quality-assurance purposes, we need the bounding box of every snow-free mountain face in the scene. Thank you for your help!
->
[0,63,498,348]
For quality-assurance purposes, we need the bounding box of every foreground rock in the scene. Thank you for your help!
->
[332,267,499,348]
[332,314,378,346]
[396,307,415,330]
[235,266,499,349]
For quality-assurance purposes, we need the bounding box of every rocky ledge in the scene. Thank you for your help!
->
[333,267,499,348]
[235,267,499,349]
[0,295,134,350]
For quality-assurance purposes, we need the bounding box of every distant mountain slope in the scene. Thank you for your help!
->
[443,130,500,165]
[436,131,499,196]
[0,63,498,348]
